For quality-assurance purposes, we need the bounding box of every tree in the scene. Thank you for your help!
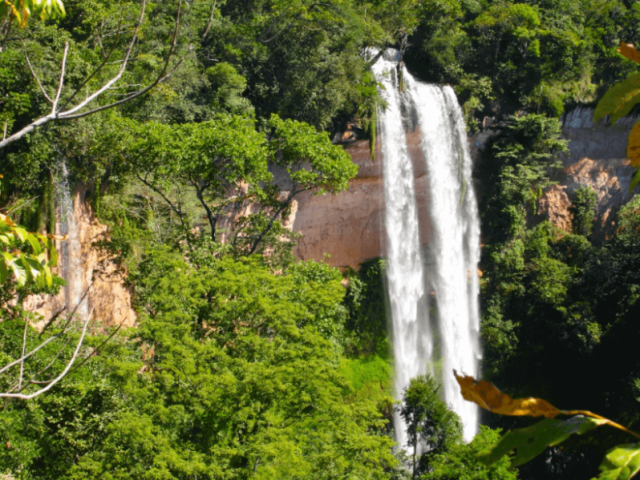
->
[424,426,518,480]
[0,0,218,149]
[400,374,463,479]
[0,247,397,479]
[120,113,358,255]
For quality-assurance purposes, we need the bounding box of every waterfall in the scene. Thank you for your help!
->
[372,51,432,450]
[55,161,89,319]
[372,51,481,443]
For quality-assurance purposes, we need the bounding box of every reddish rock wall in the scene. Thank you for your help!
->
[24,186,137,329]
[536,108,637,238]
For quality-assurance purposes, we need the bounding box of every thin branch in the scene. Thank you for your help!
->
[60,13,126,111]
[60,0,148,117]
[52,42,69,114]
[193,180,217,241]
[201,0,217,41]
[0,15,13,54]
[23,45,54,104]
[38,304,67,337]
[0,285,88,377]
[248,191,299,254]
[0,308,93,400]
[0,334,63,376]
[136,173,187,228]
[18,319,29,390]
[60,0,189,121]
[60,49,192,120]
[0,0,191,149]
[25,336,72,387]
[65,320,125,378]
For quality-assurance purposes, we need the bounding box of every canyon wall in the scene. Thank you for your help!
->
[24,186,137,329]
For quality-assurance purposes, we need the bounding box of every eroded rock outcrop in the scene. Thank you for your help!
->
[24,186,137,329]
[537,108,637,238]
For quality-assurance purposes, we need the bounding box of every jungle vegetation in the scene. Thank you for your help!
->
[0,0,640,479]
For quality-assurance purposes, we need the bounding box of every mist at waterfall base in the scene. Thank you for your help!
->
[372,50,482,445]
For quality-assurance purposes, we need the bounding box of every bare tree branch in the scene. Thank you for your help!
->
[18,318,28,390]
[60,13,125,111]
[0,308,93,400]
[136,173,187,228]
[201,0,217,41]
[51,42,69,113]
[0,0,195,149]
[23,45,54,104]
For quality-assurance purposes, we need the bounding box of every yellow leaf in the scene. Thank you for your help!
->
[454,371,640,439]
[0,213,17,227]
[43,233,67,241]
[454,370,561,418]
[619,42,640,65]
[628,120,640,168]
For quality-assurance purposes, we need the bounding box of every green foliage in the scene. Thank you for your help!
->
[405,0,640,124]
[478,416,603,468]
[594,72,640,125]
[479,113,567,243]
[617,195,640,239]
[424,426,518,480]
[344,258,389,356]
[400,374,463,478]
[206,62,253,116]
[0,210,60,289]
[1,247,397,479]
[570,185,598,237]
[596,443,640,480]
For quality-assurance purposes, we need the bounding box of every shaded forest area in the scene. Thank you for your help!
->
[0,0,640,479]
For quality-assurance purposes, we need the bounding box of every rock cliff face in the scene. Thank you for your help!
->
[536,108,637,239]
[294,107,639,268]
[292,127,434,269]
[24,186,137,329]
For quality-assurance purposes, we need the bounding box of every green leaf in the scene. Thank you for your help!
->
[0,257,8,283]
[47,238,58,267]
[478,416,604,467]
[594,73,640,125]
[13,226,27,242]
[630,169,640,194]
[26,233,42,255]
[595,444,640,480]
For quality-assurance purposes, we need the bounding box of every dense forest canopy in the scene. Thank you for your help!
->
[0,0,640,479]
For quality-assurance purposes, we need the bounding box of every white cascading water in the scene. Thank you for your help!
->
[406,77,482,442]
[372,51,432,450]
[55,161,89,319]
[372,51,481,443]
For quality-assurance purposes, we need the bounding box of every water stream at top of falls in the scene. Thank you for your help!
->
[372,50,481,444]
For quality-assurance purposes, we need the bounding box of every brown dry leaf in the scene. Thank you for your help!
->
[619,42,640,65]
[454,371,640,439]
[454,370,561,418]
[628,121,640,168]
[0,213,17,227]
[43,233,67,241]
